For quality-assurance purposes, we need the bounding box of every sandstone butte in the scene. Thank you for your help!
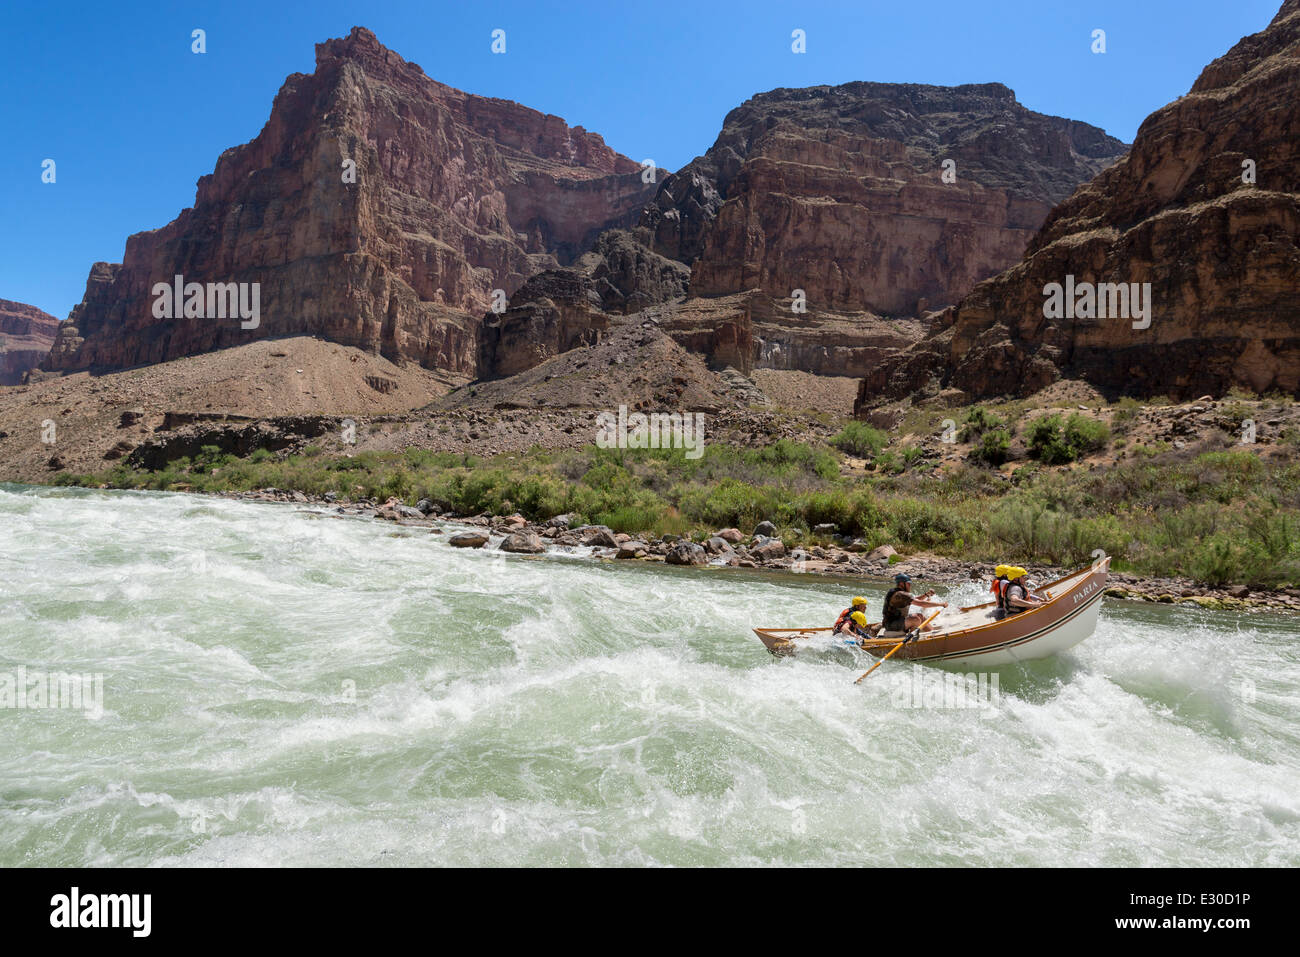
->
[40,27,656,378]
[861,0,1300,408]
[0,300,59,386]
[491,80,1127,382]
[37,25,1126,389]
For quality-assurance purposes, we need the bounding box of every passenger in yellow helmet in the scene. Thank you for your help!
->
[833,596,870,636]
[841,610,874,643]
[990,564,1012,604]
[997,567,1045,619]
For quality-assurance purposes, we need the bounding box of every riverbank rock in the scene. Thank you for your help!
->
[753,521,777,538]
[665,541,708,565]
[500,530,546,553]
[750,539,786,561]
[705,536,734,555]
[580,525,619,548]
[716,528,744,544]
[448,531,490,548]
[379,502,425,521]
[616,541,649,559]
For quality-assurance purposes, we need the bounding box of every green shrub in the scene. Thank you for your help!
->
[972,429,1011,466]
[1027,414,1110,464]
[960,406,1007,441]
[831,421,888,458]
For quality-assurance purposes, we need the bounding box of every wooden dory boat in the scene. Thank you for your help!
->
[754,557,1110,667]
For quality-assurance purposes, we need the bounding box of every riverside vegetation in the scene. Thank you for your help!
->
[54,396,1300,592]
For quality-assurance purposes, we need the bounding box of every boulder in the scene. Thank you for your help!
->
[581,525,619,548]
[500,531,546,554]
[753,520,777,538]
[715,528,744,544]
[665,542,708,565]
[448,531,490,548]
[750,539,787,561]
[103,440,136,460]
[866,545,898,562]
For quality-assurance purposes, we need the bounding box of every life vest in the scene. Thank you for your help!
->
[991,575,1009,607]
[998,581,1027,617]
[834,607,856,631]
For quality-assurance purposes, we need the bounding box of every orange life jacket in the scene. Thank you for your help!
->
[997,580,1027,616]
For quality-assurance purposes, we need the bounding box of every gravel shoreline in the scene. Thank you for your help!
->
[212,486,1300,615]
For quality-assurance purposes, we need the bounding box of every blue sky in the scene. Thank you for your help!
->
[0,0,1284,320]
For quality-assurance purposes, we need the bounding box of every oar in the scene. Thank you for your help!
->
[853,608,943,684]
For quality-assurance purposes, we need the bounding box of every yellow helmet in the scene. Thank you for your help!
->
[994,564,1010,578]
[1009,566,1029,580]
[852,596,868,607]
[850,611,868,627]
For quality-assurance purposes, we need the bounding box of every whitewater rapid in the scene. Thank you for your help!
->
[1,484,1297,866]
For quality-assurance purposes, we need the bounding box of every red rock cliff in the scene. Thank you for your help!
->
[42,27,657,376]
[642,82,1126,317]
[0,300,58,386]
[863,0,1300,404]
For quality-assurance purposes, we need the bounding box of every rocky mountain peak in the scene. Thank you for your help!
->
[860,0,1300,405]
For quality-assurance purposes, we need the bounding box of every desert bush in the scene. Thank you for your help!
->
[960,406,1007,441]
[1027,413,1110,464]
[831,421,888,458]
[971,428,1011,466]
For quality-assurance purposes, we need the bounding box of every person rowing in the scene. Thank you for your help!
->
[881,573,947,635]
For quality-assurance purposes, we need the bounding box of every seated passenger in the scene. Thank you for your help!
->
[996,567,1046,618]
[833,596,869,635]
[843,611,875,644]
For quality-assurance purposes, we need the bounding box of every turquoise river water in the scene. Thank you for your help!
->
[1,484,1297,866]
